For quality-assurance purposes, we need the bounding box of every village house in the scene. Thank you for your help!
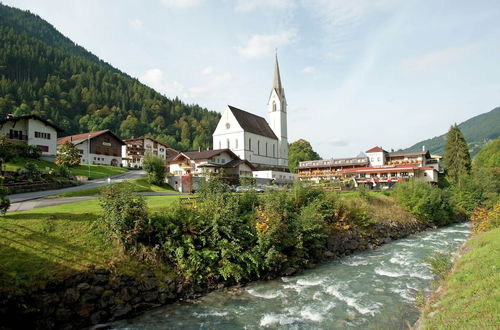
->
[297,146,440,187]
[121,137,176,168]
[57,129,125,166]
[0,114,63,162]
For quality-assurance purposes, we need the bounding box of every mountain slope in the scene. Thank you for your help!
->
[0,3,220,151]
[405,107,500,157]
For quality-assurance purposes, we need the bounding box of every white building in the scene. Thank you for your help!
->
[57,129,125,167]
[122,137,175,168]
[0,114,62,161]
[213,55,288,171]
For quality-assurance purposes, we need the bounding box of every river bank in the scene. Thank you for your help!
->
[416,226,499,329]
[110,222,471,329]
[0,207,431,329]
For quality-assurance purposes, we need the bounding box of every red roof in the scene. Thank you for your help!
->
[57,129,125,145]
[365,146,386,153]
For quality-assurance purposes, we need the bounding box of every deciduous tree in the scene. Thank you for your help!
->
[288,139,320,173]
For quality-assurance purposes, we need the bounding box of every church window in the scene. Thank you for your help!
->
[249,138,252,151]
[236,139,238,149]
[273,144,275,157]
[272,101,277,112]
[266,142,268,156]
[227,139,230,148]
[258,141,260,155]
[219,141,221,149]
[226,123,230,129]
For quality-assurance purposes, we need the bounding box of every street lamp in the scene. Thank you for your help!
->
[88,134,91,180]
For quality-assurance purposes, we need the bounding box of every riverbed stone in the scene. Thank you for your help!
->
[63,287,80,304]
[77,283,91,291]
[111,304,132,319]
[90,310,109,325]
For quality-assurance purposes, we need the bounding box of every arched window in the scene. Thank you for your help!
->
[272,101,277,112]
[273,144,275,157]
[218,141,221,149]
[227,138,230,148]
[235,139,238,149]
[257,141,260,155]
[249,138,252,151]
[266,142,268,156]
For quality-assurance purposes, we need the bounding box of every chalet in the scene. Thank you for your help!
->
[57,130,125,166]
[297,146,440,187]
[0,114,63,161]
[122,137,177,168]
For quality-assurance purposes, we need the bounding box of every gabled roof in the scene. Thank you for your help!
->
[172,149,239,161]
[198,159,256,170]
[0,114,64,132]
[57,129,125,146]
[227,105,278,140]
[365,146,388,153]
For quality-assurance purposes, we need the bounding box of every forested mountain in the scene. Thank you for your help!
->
[0,4,220,151]
[405,107,500,157]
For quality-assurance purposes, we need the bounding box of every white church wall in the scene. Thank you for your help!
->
[244,131,278,167]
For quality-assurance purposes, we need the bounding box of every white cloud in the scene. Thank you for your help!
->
[140,68,184,97]
[235,0,295,12]
[401,45,474,74]
[302,66,315,73]
[201,66,214,75]
[129,18,144,31]
[160,0,204,9]
[237,30,296,59]
[188,73,232,98]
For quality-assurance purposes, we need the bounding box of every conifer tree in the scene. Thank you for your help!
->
[443,124,471,185]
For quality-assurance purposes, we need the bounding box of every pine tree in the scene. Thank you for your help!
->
[444,124,471,185]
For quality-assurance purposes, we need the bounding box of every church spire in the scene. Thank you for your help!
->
[273,53,284,99]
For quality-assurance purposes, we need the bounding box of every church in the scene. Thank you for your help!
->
[212,56,289,171]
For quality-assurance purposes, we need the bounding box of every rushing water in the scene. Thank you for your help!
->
[112,222,471,330]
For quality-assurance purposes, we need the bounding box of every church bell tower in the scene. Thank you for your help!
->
[268,54,288,168]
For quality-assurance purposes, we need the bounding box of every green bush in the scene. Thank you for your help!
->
[98,183,150,249]
[142,153,166,185]
[424,251,452,280]
[17,162,42,182]
[394,180,455,225]
[0,177,10,215]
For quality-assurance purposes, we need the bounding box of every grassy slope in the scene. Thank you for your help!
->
[55,178,176,197]
[0,195,181,294]
[5,157,128,180]
[421,227,500,329]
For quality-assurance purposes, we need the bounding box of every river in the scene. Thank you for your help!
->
[112,222,470,329]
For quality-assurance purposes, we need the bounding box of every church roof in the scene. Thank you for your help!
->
[228,105,278,140]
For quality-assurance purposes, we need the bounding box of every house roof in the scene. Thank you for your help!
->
[365,146,387,153]
[388,150,430,158]
[171,149,239,162]
[198,159,256,170]
[57,129,125,146]
[0,114,64,132]
[228,105,278,140]
[272,55,285,100]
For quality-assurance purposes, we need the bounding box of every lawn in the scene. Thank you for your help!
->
[55,178,177,197]
[5,157,128,180]
[0,195,181,293]
[421,227,500,329]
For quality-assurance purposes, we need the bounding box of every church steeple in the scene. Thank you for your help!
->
[272,54,284,99]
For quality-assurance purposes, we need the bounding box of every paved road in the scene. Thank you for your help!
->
[7,170,146,203]
[7,191,182,213]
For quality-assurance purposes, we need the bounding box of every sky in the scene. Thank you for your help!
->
[5,0,500,158]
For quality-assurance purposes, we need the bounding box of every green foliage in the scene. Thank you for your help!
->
[424,251,452,280]
[17,161,42,182]
[0,3,220,151]
[394,180,455,225]
[405,107,500,157]
[288,139,321,173]
[473,137,500,168]
[444,124,471,185]
[142,153,166,185]
[0,137,41,164]
[98,183,150,249]
[0,177,10,215]
[55,141,81,167]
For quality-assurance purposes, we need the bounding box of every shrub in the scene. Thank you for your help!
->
[98,182,150,249]
[56,141,81,167]
[470,202,500,233]
[0,177,10,215]
[394,180,455,225]
[142,153,166,185]
[17,162,43,182]
[424,251,452,280]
